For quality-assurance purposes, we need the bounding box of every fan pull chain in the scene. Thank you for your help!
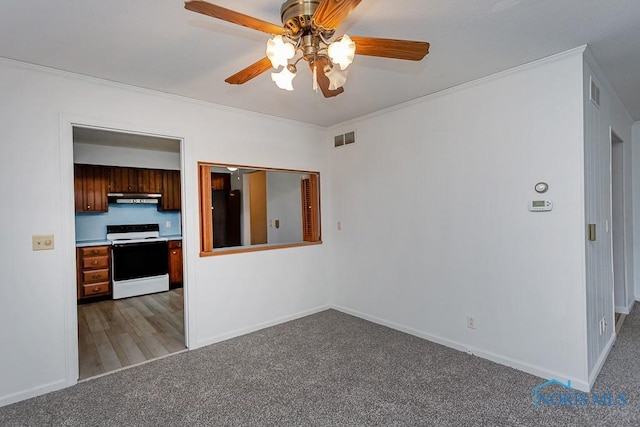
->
[312,64,318,92]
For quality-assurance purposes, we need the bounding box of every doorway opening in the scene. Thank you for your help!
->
[610,130,627,314]
[72,125,186,380]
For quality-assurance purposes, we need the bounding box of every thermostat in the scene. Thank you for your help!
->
[529,200,553,212]
[534,182,549,193]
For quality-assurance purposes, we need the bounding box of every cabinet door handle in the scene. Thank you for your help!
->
[172,250,177,255]
[91,260,99,266]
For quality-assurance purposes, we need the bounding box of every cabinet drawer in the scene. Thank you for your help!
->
[80,246,109,257]
[82,282,110,297]
[168,240,182,249]
[82,269,109,284]
[82,256,109,269]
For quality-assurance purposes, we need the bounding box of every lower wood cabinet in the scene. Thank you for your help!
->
[76,245,111,300]
[168,240,183,288]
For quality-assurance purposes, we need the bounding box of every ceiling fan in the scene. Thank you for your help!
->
[184,0,430,98]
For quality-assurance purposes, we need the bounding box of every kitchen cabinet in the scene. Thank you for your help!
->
[109,166,137,193]
[161,170,181,211]
[76,164,181,211]
[76,245,111,300]
[110,166,165,194]
[74,164,109,213]
[138,168,163,193]
[168,240,183,288]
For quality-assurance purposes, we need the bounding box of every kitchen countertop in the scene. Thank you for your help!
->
[164,235,182,241]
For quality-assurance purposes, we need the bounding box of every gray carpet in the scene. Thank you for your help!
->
[1,306,639,426]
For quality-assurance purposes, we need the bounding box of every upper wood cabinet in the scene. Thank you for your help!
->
[161,169,181,211]
[211,173,230,191]
[139,168,164,194]
[75,164,181,212]
[74,164,109,213]
[108,166,162,194]
[108,166,137,193]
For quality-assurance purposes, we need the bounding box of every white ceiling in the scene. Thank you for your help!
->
[2,0,639,127]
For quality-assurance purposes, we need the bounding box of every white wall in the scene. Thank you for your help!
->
[73,142,180,170]
[591,58,636,316]
[327,49,591,389]
[633,121,640,301]
[0,58,329,406]
[266,171,303,244]
[582,50,635,385]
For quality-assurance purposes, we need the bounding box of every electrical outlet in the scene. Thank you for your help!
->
[337,221,342,230]
[467,316,476,329]
[165,221,171,228]
[32,234,55,251]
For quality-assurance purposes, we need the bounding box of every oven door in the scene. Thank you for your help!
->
[112,241,168,281]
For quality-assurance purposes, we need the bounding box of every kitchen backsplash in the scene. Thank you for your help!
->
[75,204,181,241]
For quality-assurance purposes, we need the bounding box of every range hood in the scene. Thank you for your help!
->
[108,193,162,204]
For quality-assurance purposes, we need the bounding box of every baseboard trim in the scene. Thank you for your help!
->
[332,305,590,392]
[0,378,73,408]
[588,332,616,389]
[194,305,331,349]
[615,303,632,315]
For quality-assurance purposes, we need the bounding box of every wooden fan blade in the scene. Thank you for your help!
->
[225,57,273,85]
[185,1,285,35]
[312,57,344,98]
[350,36,430,61]
[312,0,363,30]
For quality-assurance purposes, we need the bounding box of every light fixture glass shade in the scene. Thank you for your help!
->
[328,34,356,70]
[226,167,238,172]
[271,66,296,91]
[266,35,296,69]
[325,66,348,90]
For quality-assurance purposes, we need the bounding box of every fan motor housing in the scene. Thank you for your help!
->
[281,0,333,37]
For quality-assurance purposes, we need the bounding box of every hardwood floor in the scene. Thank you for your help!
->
[78,288,185,380]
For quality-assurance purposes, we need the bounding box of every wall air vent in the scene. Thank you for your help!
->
[334,131,356,148]
[590,77,600,107]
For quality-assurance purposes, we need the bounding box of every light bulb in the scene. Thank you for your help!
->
[328,34,356,70]
[325,65,348,90]
[271,66,296,91]
[266,35,296,69]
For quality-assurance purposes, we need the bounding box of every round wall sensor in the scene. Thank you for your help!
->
[535,182,549,194]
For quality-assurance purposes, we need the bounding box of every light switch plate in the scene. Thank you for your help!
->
[32,234,55,251]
